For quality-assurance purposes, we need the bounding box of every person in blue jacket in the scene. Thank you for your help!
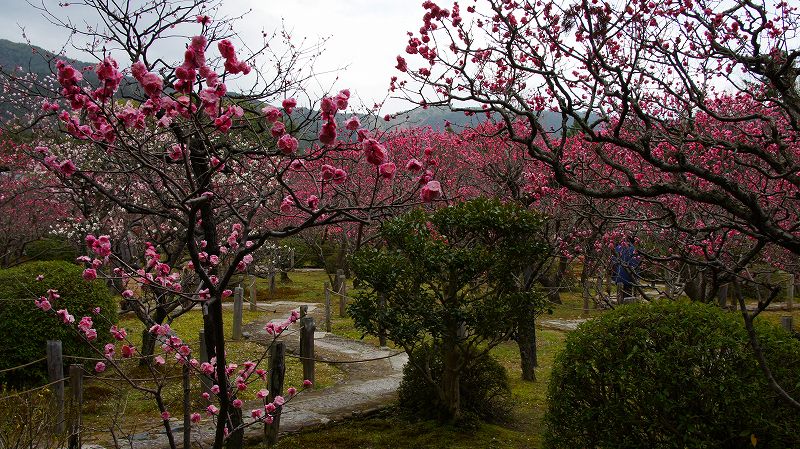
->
[612,237,639,303]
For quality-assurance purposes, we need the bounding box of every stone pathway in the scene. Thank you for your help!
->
[127,301,407,449]
[538,318,588,332]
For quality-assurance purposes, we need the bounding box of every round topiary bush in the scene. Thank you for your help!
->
[398,343,511,423]
[544,300,800,449]
[23,237,77,263]
[0,261,118,387]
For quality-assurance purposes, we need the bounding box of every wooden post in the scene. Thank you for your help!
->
[233,286,244,340]
[140,328,154,366]
[457,322,467,339]
[199,329,211,397]
[378,291,387,347]
[265,341,285,446]
[338,274,347,318]
[332,273,341,295]
[781,316,794,333]
[334,269,345,296]
[46,340,65,434]
[249,275,257,312]
[299,305,308,318]
[787,274,794,311]
[182,363,191,449]
[300,317,316,386]
[269,272,276,294]
[324,282,331,332]
[67,364,83,449]
[718,283,729,308]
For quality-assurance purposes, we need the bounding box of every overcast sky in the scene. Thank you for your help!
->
[0,0,421,113]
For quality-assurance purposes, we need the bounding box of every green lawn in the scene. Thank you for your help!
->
[260,271,800,449]
[270,329,566,449]
[79,302,344,443]
[252,270,335,303]
[24,269,795,448]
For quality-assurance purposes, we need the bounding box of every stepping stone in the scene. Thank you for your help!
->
[129,432,151,441]
[272,301,321,307]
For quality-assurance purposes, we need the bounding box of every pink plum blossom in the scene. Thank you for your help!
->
[406,158,423,172]
[169,144,185,161]
[58,160,77,177]
[420,180,442,202]
[344,116,361,131]
[262,106,281,123]
[56,309,75,324]
[333,168,348,185]
[379,162,397,180]
[280,196,294,214]
[271,121,286,137]
[35,297,51,312]
[362,139,386,166]
[282,98,297,114]
[306,195,319,209]
[277,134,298,155]
[319,121,337,145]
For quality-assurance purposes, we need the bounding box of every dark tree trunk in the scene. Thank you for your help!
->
[516,320,537,381]
[225,407,244,449]
[538,256,570,304]
[337,234,350,278]
[540,276,562,303]
[139,306,168,365]
[684,266,714,302]
[440,334,462,422]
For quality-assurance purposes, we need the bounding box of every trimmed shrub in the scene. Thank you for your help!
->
[398,343,511,424]
[0,261,117,387]
[544,300,800,449]
[280,237,318,268]
[23,237,77,262]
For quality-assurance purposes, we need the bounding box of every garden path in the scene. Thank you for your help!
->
[126,301,408,448]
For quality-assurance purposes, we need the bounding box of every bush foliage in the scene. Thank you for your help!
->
[351,198,549,421]
[0,261,118,387]
[544,300,800,449]
[23,237,77,263]
[398,343,511,423]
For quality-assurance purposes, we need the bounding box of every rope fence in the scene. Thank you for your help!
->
[0,357,46,374]
[284,351,405,365]
[0,377,69,402]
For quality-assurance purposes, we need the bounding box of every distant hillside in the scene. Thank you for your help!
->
[387,105,579,134]
[0,39,95,80]
[0,39,101,120]
[0,39,586,135]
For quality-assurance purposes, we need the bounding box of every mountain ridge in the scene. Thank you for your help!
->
[0,39,573,134]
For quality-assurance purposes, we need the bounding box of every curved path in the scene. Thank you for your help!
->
[130,301,407,448]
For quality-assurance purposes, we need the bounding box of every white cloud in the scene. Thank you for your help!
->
[0,0,421,113]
